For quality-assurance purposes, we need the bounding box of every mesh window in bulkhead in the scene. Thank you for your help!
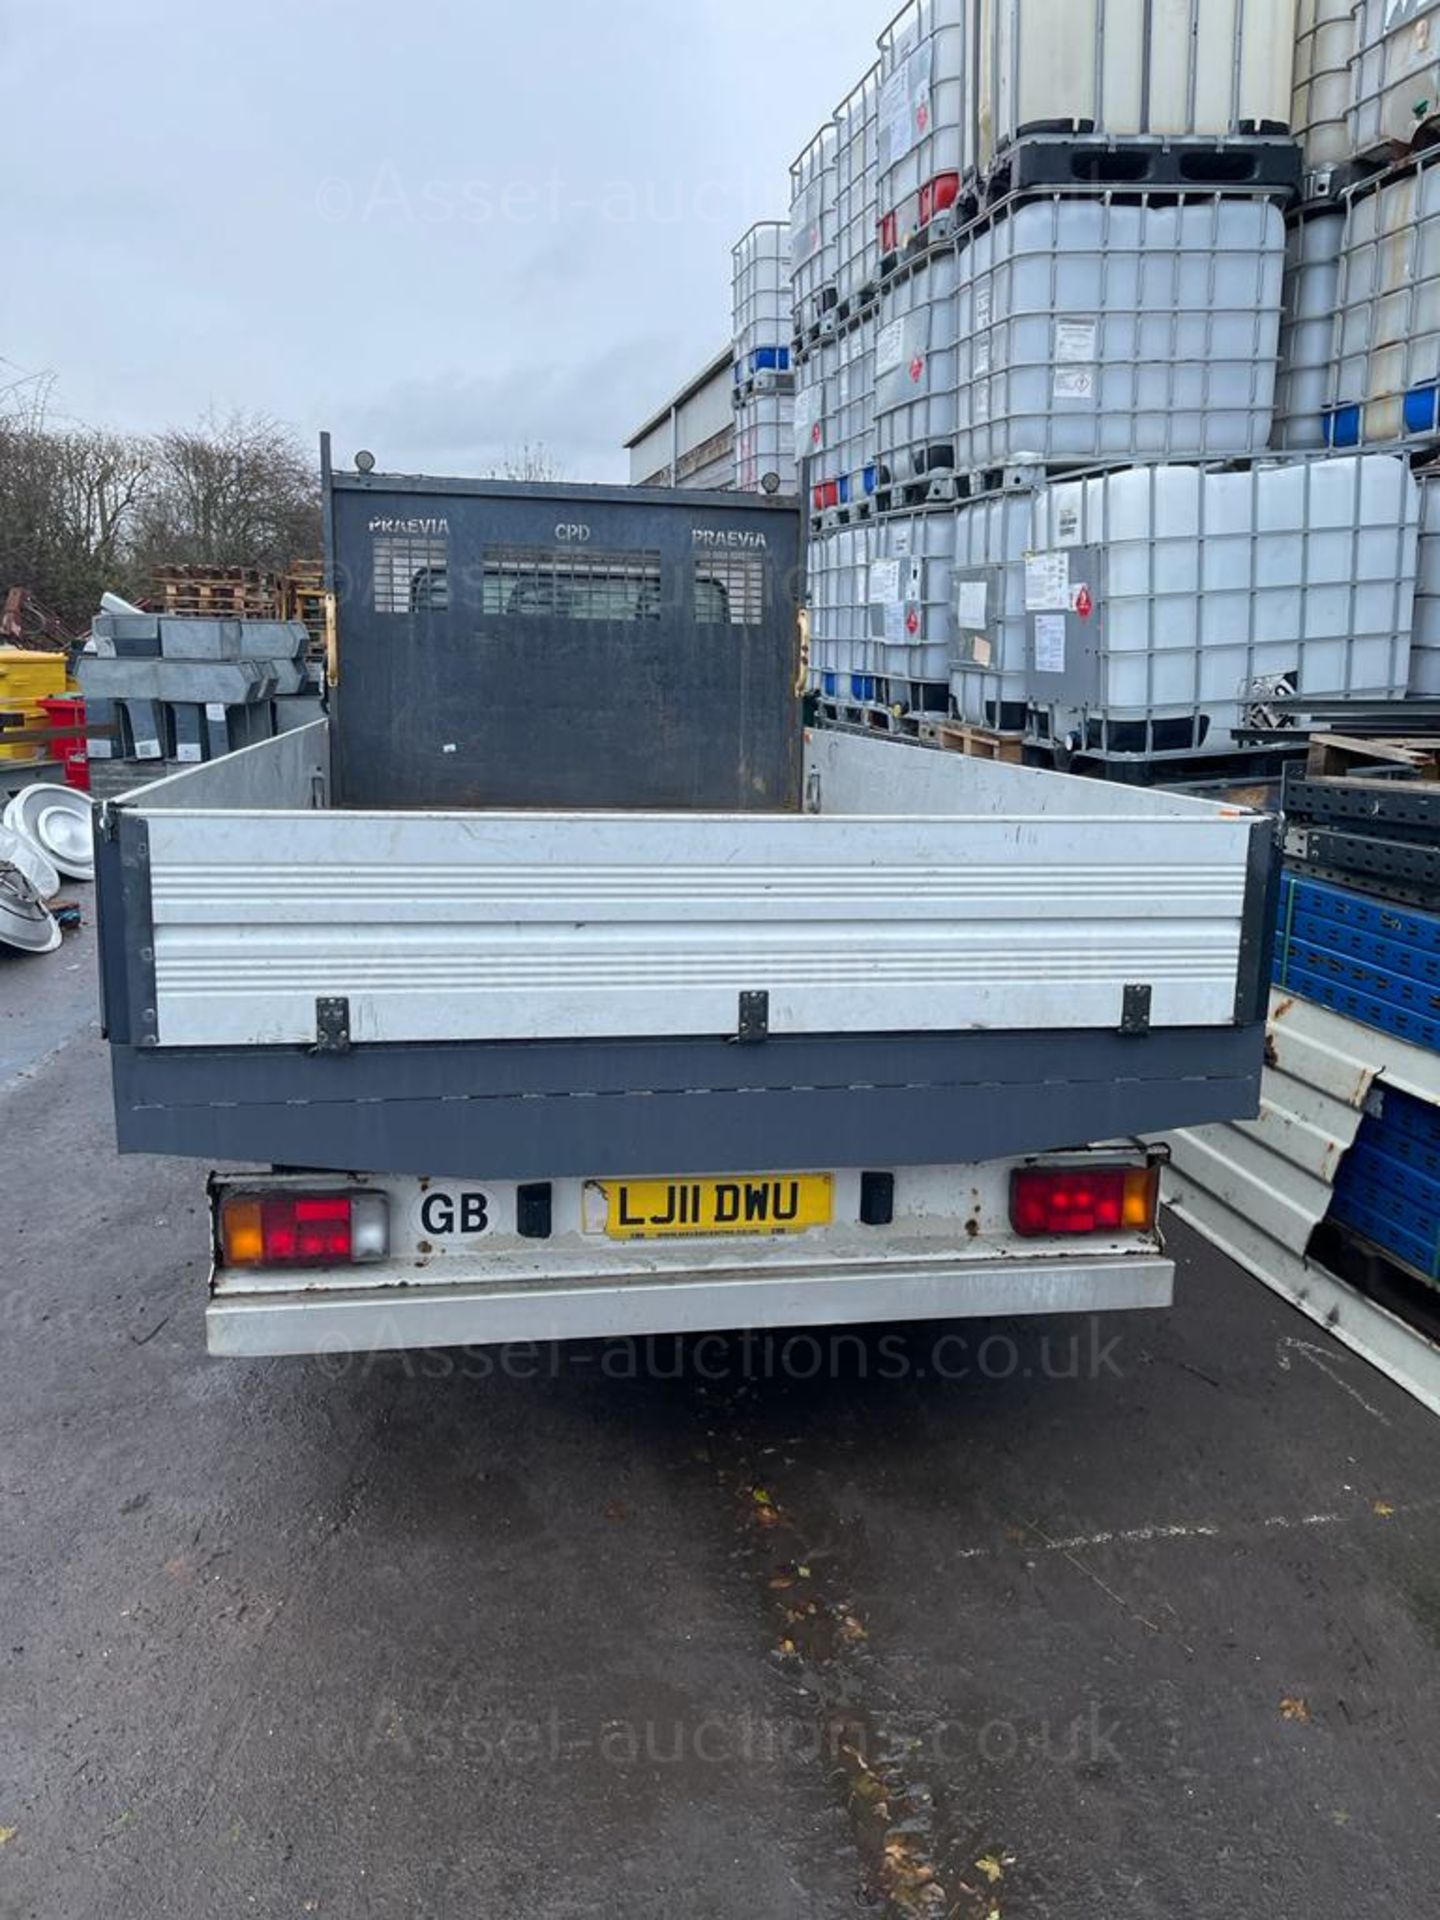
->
[694,553,766,626]
[373,533,450,614]
[481,546,662,621]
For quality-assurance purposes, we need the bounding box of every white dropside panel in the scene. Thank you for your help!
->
[140,807,1253,1048]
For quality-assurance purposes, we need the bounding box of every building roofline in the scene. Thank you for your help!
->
[623,346,733,448]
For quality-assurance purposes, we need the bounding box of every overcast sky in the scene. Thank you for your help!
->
[4,0,886,482]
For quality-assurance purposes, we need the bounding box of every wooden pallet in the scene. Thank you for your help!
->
[917,720,1025,763]
[153,564,281,622]
[277,561,327,657]
[1306,733,1440,782]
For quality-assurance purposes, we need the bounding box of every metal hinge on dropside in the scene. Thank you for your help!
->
[312,996,351,1054]
[737,991,770,1044]
[1121,984,1152,1037]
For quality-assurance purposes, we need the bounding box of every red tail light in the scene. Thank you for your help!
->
[1010,1166,1158,1239]
[219,1191,389,1267]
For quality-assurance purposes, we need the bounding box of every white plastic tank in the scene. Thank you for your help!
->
[951,192,1284,470]
[790,125,839,336]
[876,0,975,264]
[1025,455,1419,756]
[832,313,879,510]
[980,0,1296,169]
[1291,0,1356,174]
[810,524,881,702]
[732,222,791,379]
[875,249,961,488]
[949,481,1039,727]
[835,66,882,312]
[792,354,828,511]
[1328,153,1440,447]
[1412,466,1440,694]
[733,393,796,495]
[867,511,956,700]
[1350,0,1440,163]
[1273,204,1346,450]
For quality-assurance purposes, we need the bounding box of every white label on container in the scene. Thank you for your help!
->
[1034,614,1067,675]
[883,601,911,643]
[880,69,912,166]
[1055,501,1082,546]
[837,364,851,407]
[205,702,227,720]
[903,559,924,602]
[975,285,992,332]
[973,382,991,424]
[175,742,203,763]
[956,580,989,628]
[891,525,912,557]
[1053,367,1096,401]
[973,334,991,377]
[868,558,902,604]
[1054,319,1098,364]
[876,318,906,376]
[964,634,994,669]
[1024,550,1071,612]
[135,740,162,759]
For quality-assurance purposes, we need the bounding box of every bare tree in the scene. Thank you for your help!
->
[131,409,321,576]
[492,442,567,483]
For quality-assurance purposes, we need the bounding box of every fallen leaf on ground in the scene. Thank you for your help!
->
[1373,1501,1395,1518]
[1280,1697,1311,1723]
[0,1827,15,1847]
[976,1851,1015,1884]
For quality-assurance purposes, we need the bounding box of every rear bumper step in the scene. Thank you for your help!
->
[207,1254,1174,1357]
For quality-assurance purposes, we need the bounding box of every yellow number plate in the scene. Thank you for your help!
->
[602,1173,834,1240]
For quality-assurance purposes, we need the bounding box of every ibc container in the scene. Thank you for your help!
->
[980,0,1296,171]
[877,0,975,266]
[1273,204,1346,450]
[790,125,839,337]
[833,313,879,510]
[793,355,828,499]
[1328,154,1440,447]
[835,66,882,314]
[1292,0,1356,175]
[809,523,881,701]
[875,250,961,489]
[734,392,797,495]
[1350,0,1440,164]
[1413,467,1440,695]
[732,222,792,379]
[1025,455,1419,758]
[949,481,1039,729]
[952,192,1284,471]
[867,511,955,704]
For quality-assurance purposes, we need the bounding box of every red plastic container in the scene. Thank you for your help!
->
[39,694,90,792]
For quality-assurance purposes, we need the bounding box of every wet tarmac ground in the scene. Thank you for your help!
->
[2,909,1439,1918]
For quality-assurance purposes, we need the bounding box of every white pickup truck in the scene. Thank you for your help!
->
[93,463,1274,1359]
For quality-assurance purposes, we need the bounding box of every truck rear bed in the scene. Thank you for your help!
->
[95,724,1275,1179]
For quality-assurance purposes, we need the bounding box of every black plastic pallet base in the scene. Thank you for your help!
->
[985,132,1302,204]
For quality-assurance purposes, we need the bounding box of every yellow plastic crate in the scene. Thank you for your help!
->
[0,649,67,761]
